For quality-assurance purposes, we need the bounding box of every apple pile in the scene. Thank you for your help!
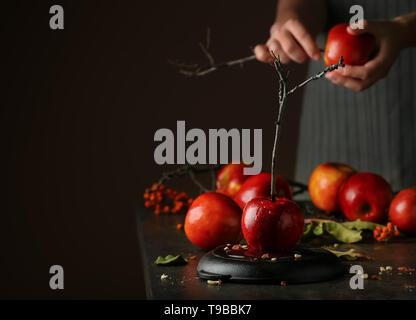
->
[184,163,304,252]
[309,162,416,236]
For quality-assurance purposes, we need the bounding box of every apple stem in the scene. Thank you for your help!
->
[269,53,345,201]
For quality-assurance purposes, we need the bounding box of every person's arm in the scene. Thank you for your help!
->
[327,12,416,92]
[255,0,326,64]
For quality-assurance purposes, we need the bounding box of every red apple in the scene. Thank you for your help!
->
[242,197,304,253]
[309,162,356,212]
[324,23,376,66]
[339,173,393,222]
[184,192,242,251]
[233,173,292,210]
[216,163,250,198]
[389,187,416,235]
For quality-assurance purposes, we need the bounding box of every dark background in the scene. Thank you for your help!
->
[0,0,308,298]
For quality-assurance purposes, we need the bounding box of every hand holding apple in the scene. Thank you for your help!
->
[389,187,416,235]
[309,162,356,212]
[326,19,408,92]
[339,172,393,223]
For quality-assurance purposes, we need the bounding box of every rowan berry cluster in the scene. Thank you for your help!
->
[373,222,400,242]
[143,183,193,215]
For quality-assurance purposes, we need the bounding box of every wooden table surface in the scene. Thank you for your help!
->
[137,201,416,300]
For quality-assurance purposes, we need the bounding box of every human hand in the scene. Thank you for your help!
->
[254,15,322,64]
[326,19,406,92]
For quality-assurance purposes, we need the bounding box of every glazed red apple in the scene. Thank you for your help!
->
[242,197,304,253]
[184,192,242,251]
[234,172,292,210]
[339,173,393,222]
[309,162,356,212]
[216,163,250,198]
[389,188,416,235]
[324,23,376,66]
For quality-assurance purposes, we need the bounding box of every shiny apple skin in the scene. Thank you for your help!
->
[184,192,242,251]
[242,197,304,253]
[389,188,416,235]
[216,163,250,198]
[339,173,393,222]
[309,162,356,212]
[234,173,292,210]
[324,23,376,66]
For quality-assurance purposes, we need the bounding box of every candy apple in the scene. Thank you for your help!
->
[184,192,242,251]
[389,187,416,235]
[242,197,304,253]
[324,23,376,66]
[216,163,250,198]
[309,162,356,212]
[339,173,393,222]
[233,172,292,210]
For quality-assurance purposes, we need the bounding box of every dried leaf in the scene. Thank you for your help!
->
[323,221,362,243]
[302,218,382,243]
[322,246,365,260]
[341,219,383,231]
[154,254,188,266]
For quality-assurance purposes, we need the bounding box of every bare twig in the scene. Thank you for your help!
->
[287,56,345,96]
[169,26,257,77]
[269,52,344,200]
[154,165,221,193]
[189,170,211,193]
[170,54,257,77]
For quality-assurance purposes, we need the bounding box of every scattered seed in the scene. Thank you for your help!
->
[176,223,183,230]
[371,275,382,280]
[386,266,393,271]
[361,273,368,279]
[161,274,168,280]
[227,244,231,247]
[261,253,271,259]
[224,247,230,251]
[232,244,241,250]
[280,281,287,286]
[294,253,302,260]
[271,257,277,262]
[398,266,416,272]
[207,279,222,286]
[241,245,248,250]
[380,266,386,272]
[333,243,339,248]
